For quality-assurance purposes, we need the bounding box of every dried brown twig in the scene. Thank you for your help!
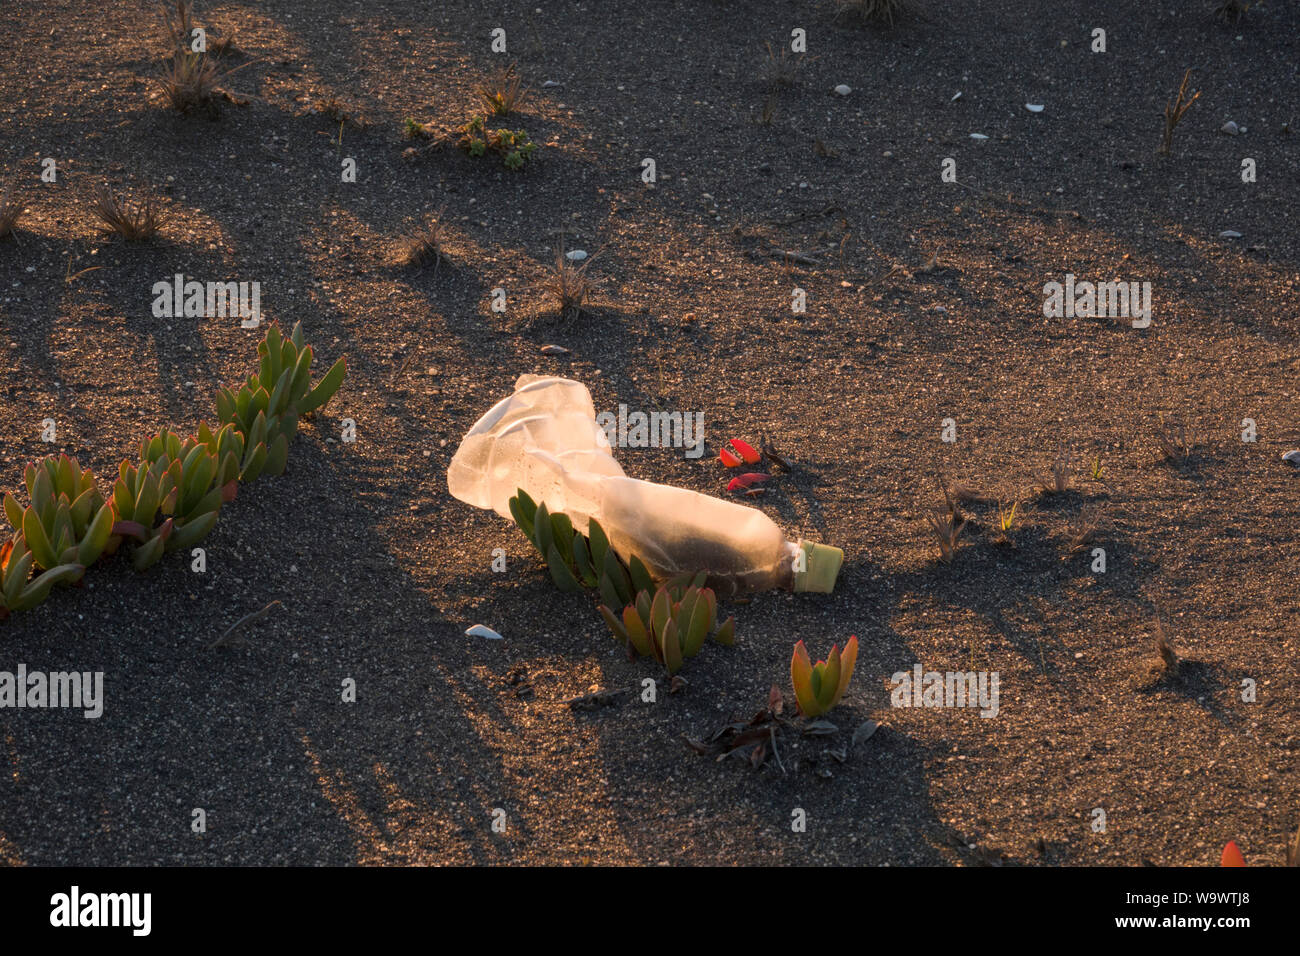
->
[1159,69,1201,156]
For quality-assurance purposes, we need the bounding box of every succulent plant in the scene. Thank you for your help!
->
[0,535,84,619]
[3,455,116,580]
[598,572,736,675]
[111,429,232,571]
[214,321,346,480]
[789,636,859,717]
[507,488,656,600]
[196,420,262,485]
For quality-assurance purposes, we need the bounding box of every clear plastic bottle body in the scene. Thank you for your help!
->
[595,476,794,594]
[448,375,810,595]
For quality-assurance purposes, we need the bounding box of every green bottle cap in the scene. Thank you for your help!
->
[793,541,844,593]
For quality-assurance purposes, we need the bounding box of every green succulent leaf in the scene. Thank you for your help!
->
[545,544,582,593]
[819,646,842,711]
[299,357,347,415]
[790,641,823,717]
[623,604,654,657]
[603,548,632,607]
[168,511,219,552]
[683,593,711,657]
[264,432,289,477]
[627,554,654,596]
[241,442,267,483]
[598,604,629,644]
[3,493,23,535]
[713,615,735,646]
[508,495,535,540]
[586,517,609,571]
[3,548,33,606]
[598,572,623,612]
[14,563,83,610]
[131,530,169,572]
[76,500,115,568]
[572,532,597,587]
[660,618,683,674]
[549,511,574,565]
[532,502,553,557]
[22,507,59,571]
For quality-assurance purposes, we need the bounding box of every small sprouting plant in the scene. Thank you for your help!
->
[993,500,1019,546]
[790,636,859,717]
[1088,455,1105,482]
[927,475,967,562]
[0,186,22,239]
[475,63,528,116]
[92,185,166,240]
[1158,69,1201,156]
[403,118,430,139]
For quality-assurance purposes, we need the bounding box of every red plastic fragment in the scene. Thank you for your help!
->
[727,472,770,492]
[1220,841,1246,867]
[719,447,742,467]
[730,438,762,465]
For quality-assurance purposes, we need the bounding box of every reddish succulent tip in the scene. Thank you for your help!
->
[1220,841,1246,866]
[719,448,742,467]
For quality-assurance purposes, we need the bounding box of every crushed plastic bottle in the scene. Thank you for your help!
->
[448,375,843,595]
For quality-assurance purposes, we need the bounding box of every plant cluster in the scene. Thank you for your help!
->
[0,322,346,621]
[457,116,537,170]
[599,573,735,676]
[509,489,737,677]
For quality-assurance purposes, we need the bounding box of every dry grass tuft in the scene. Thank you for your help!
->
[1064,507,1100,554]
[475,63,528,117]
[1158,69,1201,156]
[401,214,448,269]
[763,41,805,90]
[92,185,166,240]
[156,50,223,113]
[1215,0,1252,23]
[162,0,197,53]
[1154,415,1193,464]
[1037,450,1073,495]
[926,510,965,563]
[927,473,968,562]
[0,186,22,239]
[541,246,596,320]
[1154,618,1180,675]
[832,0,912,26]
